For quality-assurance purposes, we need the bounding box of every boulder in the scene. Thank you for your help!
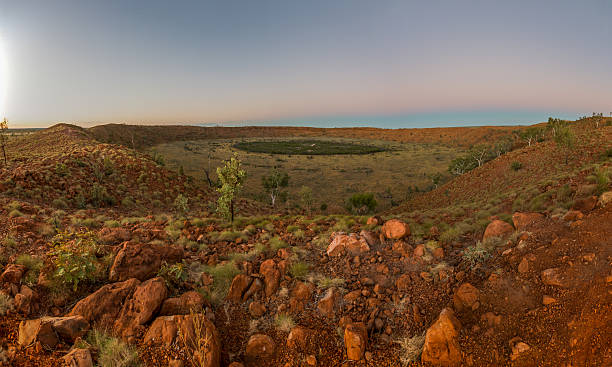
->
[482,220,513,241]
[109,243,183,282]
[145,314,220,367]
[392,241,413,257]
[245,334,276,361]
[452,283,480,312]
[572,196,597,213]
[421,308,462,366]
[62,348,93,367]
[382,219,410,239]
[18,318,59,348]
[14,285,36,314]
[562,210,584,222]
[242,278,263,302]
[260,260,280,297]
[51,316,90,342]
[541,268,569,288]
[344,322,367,360]
[115,277,168,338]
[366,216,382,226]
[317,287,340,318]
[326,233,370,257]
[249,301,266,318]
[359,230,378,246]
[287,326,314,350]
[160,291,206,316]
[512,212,544,231]
[0,264,26,284]
[226,274,253,303]
[69,278,140,325]
[99,227,132,244]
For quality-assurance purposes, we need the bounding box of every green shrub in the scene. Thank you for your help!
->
[274,313,295,332]
[269,236,288,250]
[346,193,377,214]
[51,231,99,291]
[8,209,23,218]
[289,262,310,279]
[202,262,240,306]
[87,329,140,367]
[510,161,522,171]
[174,194,189,216]
[157,262,187,289]
[316,276,345,289]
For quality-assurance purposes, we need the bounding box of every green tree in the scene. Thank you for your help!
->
[518,126,544,146]
[262,168,289,207]
[554,125,575,164]
[346,193,377,214]
[0,118,8,166]
[216,155,246,222]
[299,186,313,214]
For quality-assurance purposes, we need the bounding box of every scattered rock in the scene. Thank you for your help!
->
[382,219,410,239]
[115,277,168,338]
[18,318,58,348]
[160,291,206,316]
[518,258,529,273]
[483,220,514,240]
[366,216,382,226]
[344,322,367,361]
[226,274,253,303]
[260,260,280,297]
[542,295,556,305]
[453,283,480,312]
[421,308,462,366]
[249,301,266,318]
[287,326,313,350]
[572,196,597,213]
[62,348,93,367]
[69,278,140,325]
[512,212,544,231]
[510,341,531,361]
[562,210,584,222]
[0,264,26,284]
[109,242,183,282]
[392,241,413,257]
[541,268,569,288]
[99,227,132,244]
[245,334,276,360]
[326,233,370,257]
[317,287,340,318]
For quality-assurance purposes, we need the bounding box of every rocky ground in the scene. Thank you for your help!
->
[0,123,610,366]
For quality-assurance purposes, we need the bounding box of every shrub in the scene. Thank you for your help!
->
[174,194,189,216]
[396,334,426,366]
[202,262,240,306]
[593,168,610,194]
[51,231,99,291]
[216,156,246,223]
[346,193,377,214]
[274,313,295,333]
[510,161,522,171]
[288,262,309,279]
[269,236,288,250]
[157,262,188,289]
[8,209,23,218]
[316,276,345,289]
[87,329,140,367]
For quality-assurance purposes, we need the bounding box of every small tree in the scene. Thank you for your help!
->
[0,118,8,166]
[216,155,246,222]
[555,125,574,164]
[299,186,313,214]
[262,168,289,207]
[519,126,544,146]
[346,193,377,214]
[469,144,491,167]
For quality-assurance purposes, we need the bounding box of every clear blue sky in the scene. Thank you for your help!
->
[0,0,611,128]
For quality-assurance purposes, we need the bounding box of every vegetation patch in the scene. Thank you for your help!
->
[233,139,387,155]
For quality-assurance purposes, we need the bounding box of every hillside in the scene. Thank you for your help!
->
[0,119,609,366]
[89,123,523,150]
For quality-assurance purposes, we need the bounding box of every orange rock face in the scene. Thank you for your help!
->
[421,308,462,366]
[382,219,411,239]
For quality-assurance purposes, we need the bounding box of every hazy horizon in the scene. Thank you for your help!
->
[1,0,611,128]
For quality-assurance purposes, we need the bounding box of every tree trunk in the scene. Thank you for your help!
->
[230,200,234,223]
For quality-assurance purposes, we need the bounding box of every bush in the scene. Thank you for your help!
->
[157,262,187,289]
[87,329,140,367]
[174,194,189,216]
[51,231,100,291]
[396,334,426,365]
[289,262,310,279]
[201,262,240,306]
[269,236,288,250]
[274,313,295,332]
[346,193,377,214]
[510,161,522,171]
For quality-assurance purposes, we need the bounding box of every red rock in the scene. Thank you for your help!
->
[99,227,132,244]
[14,285,36,314]
[483,220,513,240]
[51,316,90,342]
[245,334,276,360]
[291,282,314,301]
[62,348,93,367]
[69,278,140,325]
[344,322,367,360]
[563,210,584,222]
[572,196,597,213]
[421,308,462,366]
[433,247,445,259]
[287,326,313,349]
[392,241,413,257]
[395,274,411,292]
[242,278,263,302]
[317,287,340,318]
[382,219,410,239]
[541,268,569,288]
[18,318,59,348]
[145,314,220,367]
[115,277,167,338]
[359,230,378,246]
[249,301,266,318]
[510,341,530,361]
[260,260,280,297]
[226,274,253,303]
[512,212,544,231]
[109,242,183,282]
[518,258,529,273]
[326,233,370,257]
[160,291,206,316]
[453,283,480,312]
[0,264,26,284]
[413,244,425,257]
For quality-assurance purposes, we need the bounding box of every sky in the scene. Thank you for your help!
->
[0,0,611,128]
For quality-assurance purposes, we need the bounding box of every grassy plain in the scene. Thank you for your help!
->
[148,137,464,212]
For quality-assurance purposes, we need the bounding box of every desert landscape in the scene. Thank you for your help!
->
[0,116,610,366]
[1,1,611,366]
